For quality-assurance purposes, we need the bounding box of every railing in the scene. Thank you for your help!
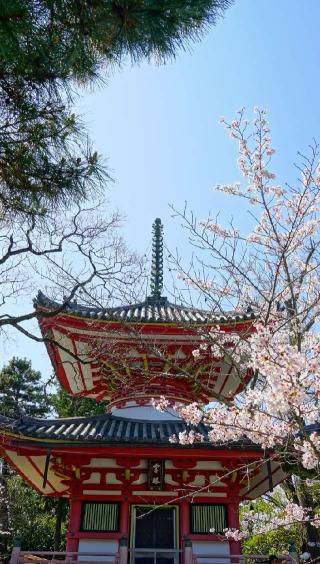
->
[128,548,182,564]
[193,555,296,564]
[9,547,299,564]
[11,551,119,564]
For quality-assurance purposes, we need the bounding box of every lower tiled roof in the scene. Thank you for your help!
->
[0,413,254,450]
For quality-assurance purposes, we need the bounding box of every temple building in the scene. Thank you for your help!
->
[0,220,285,564]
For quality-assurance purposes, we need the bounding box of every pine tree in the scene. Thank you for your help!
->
[0,357,48,418]
[50,386,107,418]
[0,363,107,555]
[0,357,49,559]
[0,0,232,215]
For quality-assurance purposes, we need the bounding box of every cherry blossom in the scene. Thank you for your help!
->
[221,502,320,542]
[169,430,204,445]
[170,108,320,543]
[223,528,247,541]
[177,402,203,426]
[151,395,170,412]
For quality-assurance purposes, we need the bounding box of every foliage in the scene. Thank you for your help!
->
[241,494,303,556]
[244,529,298,557]
[0,357,112,555]
[0,0,232,216]
[1,1,232,73]
[0,357,49,418]
[0,357,50,557]
[0,481,10,559]
[6,474,67,552]
[0,2,104,216]
[50,385,107,417]
[283,477,320,556]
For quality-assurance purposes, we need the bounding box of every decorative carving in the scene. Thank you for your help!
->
[182,470,190,482]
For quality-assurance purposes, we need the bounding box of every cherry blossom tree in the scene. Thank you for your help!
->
[162,108,320,557]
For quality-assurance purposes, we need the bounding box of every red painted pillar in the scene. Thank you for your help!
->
[181,501,191,564]
[180,501,190,541]
[119,501,129,564]
[120,500,130,536]
[66,498,82,552]
[228,502,241,558]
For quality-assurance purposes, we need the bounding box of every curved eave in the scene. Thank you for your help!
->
[34,291,258,327]
[2,435,261,453]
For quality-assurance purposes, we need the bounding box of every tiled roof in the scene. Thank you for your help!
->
[0,413,254,449]
[34,291,257,325]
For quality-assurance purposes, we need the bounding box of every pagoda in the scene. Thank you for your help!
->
[0,219,285,564]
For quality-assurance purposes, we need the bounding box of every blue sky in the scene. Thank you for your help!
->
[3,0,320,377]
[77,0,320,255]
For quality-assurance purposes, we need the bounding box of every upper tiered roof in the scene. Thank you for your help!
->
[35,219,257,408]
[35,291,256,325]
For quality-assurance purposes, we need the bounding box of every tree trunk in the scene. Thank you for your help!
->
[0,460,10,562]
[284,476,320,560]
[54,498,64,551]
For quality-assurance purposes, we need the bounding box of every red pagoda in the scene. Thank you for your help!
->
[0,219,285,564]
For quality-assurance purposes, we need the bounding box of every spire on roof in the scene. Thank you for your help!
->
[150,218,163,300]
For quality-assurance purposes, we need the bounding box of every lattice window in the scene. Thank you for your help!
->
[81,502,120,532]
[190,504,227,534]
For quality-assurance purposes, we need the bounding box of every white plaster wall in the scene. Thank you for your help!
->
[78,539,119,562]
[192,541,230,564]
[111,404,180,420]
